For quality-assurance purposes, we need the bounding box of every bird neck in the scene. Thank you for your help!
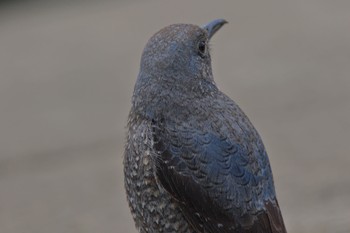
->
[131,76,218,122]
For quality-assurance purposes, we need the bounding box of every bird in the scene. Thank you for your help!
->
[124,19,287,233]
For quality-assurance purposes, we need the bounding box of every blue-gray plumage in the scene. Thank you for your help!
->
[124,19,286,233]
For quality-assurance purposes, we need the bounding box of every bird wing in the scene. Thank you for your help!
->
[152,119,286,233]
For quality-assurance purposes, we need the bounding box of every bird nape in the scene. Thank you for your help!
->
[124,19,287,233]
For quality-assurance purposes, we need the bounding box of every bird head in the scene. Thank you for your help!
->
[132,19,227,117]
[137,19,227,86]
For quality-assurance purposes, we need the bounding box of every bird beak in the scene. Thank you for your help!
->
[202,19,228,40]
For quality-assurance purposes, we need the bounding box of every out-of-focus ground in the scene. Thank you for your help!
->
[0,1,349,233]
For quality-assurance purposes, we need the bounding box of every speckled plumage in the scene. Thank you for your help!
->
[124,19,286,233]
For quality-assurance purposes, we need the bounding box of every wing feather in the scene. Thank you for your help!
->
[152,118,286,233]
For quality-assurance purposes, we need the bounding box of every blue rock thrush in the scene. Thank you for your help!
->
[124,19,287,233]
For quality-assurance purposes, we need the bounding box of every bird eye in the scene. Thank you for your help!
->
[198,40,207,57]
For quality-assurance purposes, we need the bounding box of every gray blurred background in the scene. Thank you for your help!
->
[0,1,349,233]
